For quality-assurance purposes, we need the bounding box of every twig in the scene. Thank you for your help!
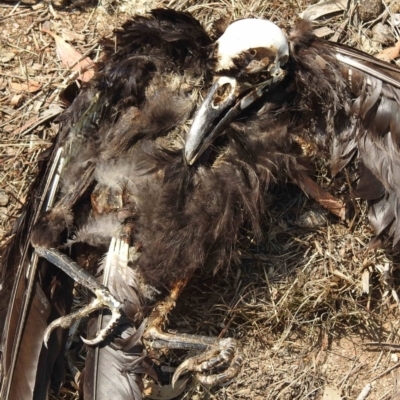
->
[0,8,42,22]
[365,342,400,349]
[9,1,21,16]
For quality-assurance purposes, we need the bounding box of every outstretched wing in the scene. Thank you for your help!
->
[287,21,400,245]
[331,41,400,243]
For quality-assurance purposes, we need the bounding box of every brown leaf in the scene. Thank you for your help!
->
[41,28,94,82]
[10,80,41,93]
[375,39,400,62]
[299,0,347,20]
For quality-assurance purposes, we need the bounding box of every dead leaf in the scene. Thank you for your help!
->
[322,384,343,400]
[143,379,188,400]
[375,39,400,62]
[299,0,347,20]
[41,28,94,82]
[0,52,16,64]
[10,80,41,93]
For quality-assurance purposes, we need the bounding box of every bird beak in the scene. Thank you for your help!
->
[185,74,283,165]
[185,76,238,165]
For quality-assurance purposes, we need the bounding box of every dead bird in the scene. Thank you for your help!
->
[0,8,400,400]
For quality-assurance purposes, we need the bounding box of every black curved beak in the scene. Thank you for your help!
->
[185,77,237,165]
[185,75,281,165]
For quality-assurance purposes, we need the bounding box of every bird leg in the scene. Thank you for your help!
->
[34,246,122,346]
[144,278,243,387]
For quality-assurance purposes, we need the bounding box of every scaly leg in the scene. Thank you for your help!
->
[34,246,122,346]
[144,278,243,387]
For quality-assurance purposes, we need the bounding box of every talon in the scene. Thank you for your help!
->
[43,289,122,347]
[81,289,122,346]
[172,356,204,387]
[198,338,236,371]
[172,347,220,385]
[171,338,242,387]
[143,278,243,388]
[195,351,244,386]
[35,247,122,346]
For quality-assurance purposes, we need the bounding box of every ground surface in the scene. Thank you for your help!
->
[1,0,400,399]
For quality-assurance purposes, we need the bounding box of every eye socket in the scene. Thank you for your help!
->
[213,83,232,108]
[248,59,259,67]
[246,59,267,74]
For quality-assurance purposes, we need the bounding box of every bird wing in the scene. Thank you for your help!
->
[0,9,211,400]
[288,21,400,245]
[331,41,400,244]
[0,139,75,399]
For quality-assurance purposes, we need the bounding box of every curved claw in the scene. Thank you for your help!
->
[195,351,244,386]
[35,247,123,346]
[44,288,122,347]
[172,338,243,387]
[81,289,122,346]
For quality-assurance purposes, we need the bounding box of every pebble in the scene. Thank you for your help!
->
[0,207,8,222]
[371,23,395,45]
[0,191,9,206]
[358,0,384,22]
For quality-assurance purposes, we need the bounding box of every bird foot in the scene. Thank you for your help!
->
[34,246,122,346]
[143,278,243,387]
[144,327,243,387]
[172,337,243,387]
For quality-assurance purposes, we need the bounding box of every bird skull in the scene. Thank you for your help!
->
[185,18,289,165]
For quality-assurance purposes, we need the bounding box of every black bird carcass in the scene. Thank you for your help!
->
[1,7,400,400]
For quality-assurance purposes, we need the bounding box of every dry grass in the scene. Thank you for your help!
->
[1,0,400,399]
